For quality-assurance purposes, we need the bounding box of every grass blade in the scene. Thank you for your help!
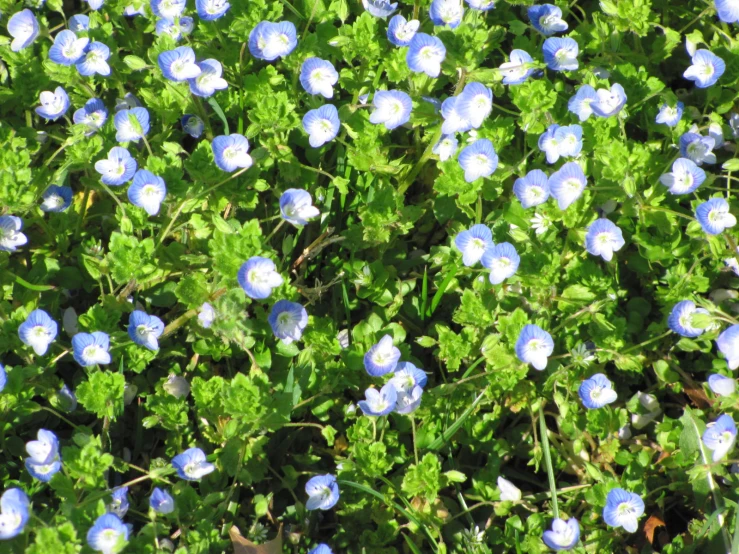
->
[426,387,487,451]
[207,97,230,135]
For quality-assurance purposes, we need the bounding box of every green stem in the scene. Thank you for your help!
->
[538,403,559,519]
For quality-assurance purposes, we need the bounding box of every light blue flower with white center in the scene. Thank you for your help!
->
[0,216,27,253]
[196,0,230,20]
[58,383,77,412]
[668,300,709,338]
[172,447,215,480]
[684,49,725,88]
[72,332,111,366]
[591,84,627,118]
[717,325,739,369]
[542,518,580,551]
[454,224,493,267]
[585,218,625,261]
[269,300,308,344]
[7,9,39,52]
[433,134,458,161]
[542,37,579,71]
[528,4,568,36]
[300,58,339,98]
[359,383,398,416]
[114,107,150,142]
[49,30,89,65]
[158,46,201,82]
[35,87,70,121]
[364,334,401,376]
[716,0,739,22]
[458,139,498,183]
[212,134,252,172]
[370,90,412,130]
[499,49,534,85]
[659,158,705,195]
[679,132,716,165]
[0,488,30,540]
[77,42,111,77]
[25,429,62,482]
[151,0,186,19]
[555,124,583,158]
[237,257,283,299]
[0,364,5,393]
[515,325,554,370]
[362,0,397,17]
[18,309,58,356]
[395,385,423,414]
[305,474,340,511]
[128,169,167,216]
[41,185,73,213]
[280,189,320,226]
[702,414,737,462]
[150,488,175,514]
[465,0,495,10]
[407,33,446,78]
[578,374,617,409]
[429,0,463,28]
[538,124,562,164]
[248,21,298,61]
[656,102,683,127]
[128,310,164,350]
[708,374,736,397]
[456,82,493,129]
[441,96,473,135]
[181,115,204,138]
[549,161,587,210]
[387,15,419,46]
[309,545,332,554]
[124,4,147,16]
[155,17,194,41]
[188,59,227,97]
[87,513,129,554]
[69,14,90,32]
[108,487,129,518]
[603,488,644,533]
[709,122,724,148]
[303,105,340,148]
[73,98,108,136]
[567,85,597,121]
[514,169,550,208]
[696,198,736,235]
[86,0,104,10]
[95,147,137,186]
[482,242,520,285]
[198,302,216,328]
[390,361,428,393]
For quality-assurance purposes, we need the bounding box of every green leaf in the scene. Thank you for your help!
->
[123,55,149,71]
[77,371,125,420]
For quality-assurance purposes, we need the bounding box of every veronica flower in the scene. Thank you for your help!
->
[482,242,520,285]
[555,124,583,158]
[156,17,195,41]
[454,224,493,266]
[659,158,705,195]
[108,488,129,518]
[369,90,412,130]
[158,46,201,82]
[94,147,137,186]
[731,113,739,138]
[709,122,724,148]
[430,0,463,27]
[578,373,617,409]
[303,105,340,148]
[269,300,309,344]
[603,488,644,532]
[538,124,562,164]
[703,414,737,462]
[171,447,215,480]
[49,30,89,65]
[458,139,498,183]
[128,170,167,216]
[542,518,580,551]
[591,84,627,117]
[497,477,522,501]
[41,185,73,213]
[149,488,175,514]
[514,169,550,208]
[585,219,625,261]
[87,513,129,554]
[0,364,6,393]
[364,334,401,376]
[128,310,165,351]
[163,375,190,398]
[18,309,58,356]
[358,383,398,416]
[549,162,587,210]
[114,107,150,142]
[456,83,493,129]
[25,429,62,482]
[499,49,535,85]
[309,545,333,554]
[406,33,446,78]
[237,257,283,299]
[441,96,472,135]
[124,4,147,16]
[668,300,709,338]
[196,0,230,20]
[69,14,90,32]
[389,361,428,393]
[515,324,554,371]
[212,134,252,172]
[181,115,204,138]
[716,0,739,22]
[86,0,104,10]
[656,102,683,127]
[708,374,736,397]
[77,42,111,77]
[280,188,320,226]
[0,216,27,253]
[387,15,419,46]
[57,383,77,412]
[679,133,716,165]
[684,49,725,88]
[433,134,458,161]
[7,9,39,52]
[465,0,495,10]
[362,0,397,17]
[395,385,423,414]
[0,488,30,540]
[248,21,298,61]
[188,59,227,97]
[300,58,339,98]
[115,93,142,112]
[73,98,108,135]
[695,198,736,235]
[151,0,186,18]
[35,87,70,121]
[542,37,579,71]
[71,332,111,366]
[717,325,739,369]
[568,85,597,121]
[305,474,340,510]
[528,4,568,35]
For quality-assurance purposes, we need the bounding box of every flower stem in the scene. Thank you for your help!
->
[538,403,559,520]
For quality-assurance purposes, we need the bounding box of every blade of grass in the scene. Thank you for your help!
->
[427,265,458,318]
[426,387,487,451]
[539,403,559,519]
[207,97,230,135]
[420,266,428,322]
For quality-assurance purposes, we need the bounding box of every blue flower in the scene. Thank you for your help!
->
[155,17,195,41]
[717,325,739,369]
[302,104,340,148]
[684,49,725,88]
[716,0,739,22]
[308,545,333,554]
[212,134,252,172]
[458,139,498,183]
[115,93,142,112]
[124,4,146,16]
[603,488,644,532]
[482,242,520,285]
[395,385,423,414]
[0,363,6,393]
[542,518,580,551]
[87,513,129,553]
[407,33,446,78]
[128,169,167,216]
[515,324,554,371]
[128,310,165,351]
[7,9,39,52]
[69,14,90,32]
[198,302,216,328]
[280,189,320,226]
[441,96,473,135]
[578,374,617,409]
[18,309,58,356]
[708,374,736,397]
[35,87,70,121]
[0,216,28,252]
[149,488,175,514]
[108,487,129,518]
[25,429,62,482]
[549,161,586,210]
[387,15,419,46]
[456,82,493,128]
[114,107,150,142]
[58,383,78,411]
[433,134,458,161]
[538,124,561,164]
[248,21,298,61]
[369,90,412,130]
[72,332,112,366]
[696,197,736,235]
[513,169,550,208]
[40,185,73,213]
[364,334,401,376]
[305,474,340,510]
[49,30,89,65]
[189,59,228,97]
[362,0,397,17]
[465,0,495,10]
[668,300,709,338]
[300,58,339,98]
[86,0,104,10]
[0,488,30,540]
[429,0,463,28]
[591,84,627,118]
[542,37,579,71]
[196,0,230,20]
[656,102,683,126]
[499,49,534,85]
[539,124,582,163]
[585,219,625,261]
[151,0,186,18]
[358,383,398,416]
[171,447,215,480]
[567,85,597,121]
[94,147,137,186]
[268,300,308,344]
[77,42,111,77]
[73,98,108,135]
[237,257,284,299]
[679,132,716,165]
[703,414,737,462]
[454,224,493,267]
[159,46,201,82]
[659,158,705,195]
[528,4,568,36]
[389,361,428,393]
[181,115,204,138]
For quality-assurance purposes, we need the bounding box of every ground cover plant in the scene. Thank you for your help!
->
[2,0,739,551]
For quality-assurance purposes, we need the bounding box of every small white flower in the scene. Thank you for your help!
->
[530,213,551,235]
[497,477,522,501]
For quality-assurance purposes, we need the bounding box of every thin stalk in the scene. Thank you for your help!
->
[538,403,559,519]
